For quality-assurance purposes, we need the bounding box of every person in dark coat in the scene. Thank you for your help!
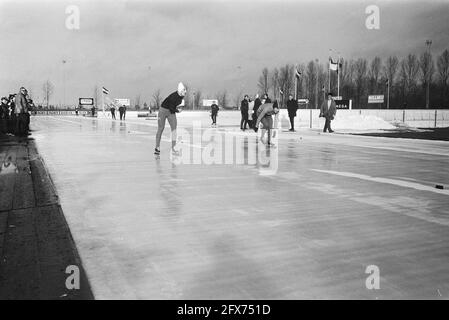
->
[118,105,125,120]
[319,92,337,133]
[0,97,9,134]
[286,94,299,131]
[110,104,116,119]
[210,102,219,126]
[262,93,271,103]
[15,87,29,135]
[252,94,262,125]
[240,95,249,130]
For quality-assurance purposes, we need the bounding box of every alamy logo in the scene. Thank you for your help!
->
[65,5,80,30]
[365,265,380,290]
[65,265,80,290]
[169,122,279,175]
[365,5,380,30]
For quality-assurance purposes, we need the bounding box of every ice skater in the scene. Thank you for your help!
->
[254,100,279,146]
[154,82,186,155]
[210,102,219,127]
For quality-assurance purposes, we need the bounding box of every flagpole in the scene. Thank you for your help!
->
[328,59,330,93]
[294,70,298,101]
[337,53,340,97]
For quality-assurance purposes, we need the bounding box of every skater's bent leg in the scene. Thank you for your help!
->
[156,109,168,149]
[167,113,178,149]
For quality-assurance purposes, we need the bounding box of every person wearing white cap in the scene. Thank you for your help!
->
[154,82,186,155]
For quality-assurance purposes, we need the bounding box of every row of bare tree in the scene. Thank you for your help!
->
[257,49,449,109]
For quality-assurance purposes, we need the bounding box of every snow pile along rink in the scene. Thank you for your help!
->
[331,114,396,131]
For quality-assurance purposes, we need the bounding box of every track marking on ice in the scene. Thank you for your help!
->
[311,169,449,196]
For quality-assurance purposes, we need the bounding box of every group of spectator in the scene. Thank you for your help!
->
[0,87,33,136]
[240,93,299,131]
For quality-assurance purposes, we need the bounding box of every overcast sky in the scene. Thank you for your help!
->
[1,0,448,105]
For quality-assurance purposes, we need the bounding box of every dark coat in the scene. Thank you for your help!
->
[320,99,337,120]
[287,99,298,117]
[253,98,262,112]
[15,92,28,114]
[211,104,219,115]
[240,99,248,114]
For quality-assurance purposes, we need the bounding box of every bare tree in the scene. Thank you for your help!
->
[305,61,317,108]
[42,80,54,108]
[194,90,202,110]
[217,90,228,108]
[152,89,162,110]
[233,91,243,110]
[437,49,449,105]
[368,56,382,93]
[135,94,141,109]
[270,68,280,101]
[354,58,368,107]
[399,54,420,104]
[383,56,399,88]
[257,68,270,95]
[419,51,435,108]
[278,64,294,106]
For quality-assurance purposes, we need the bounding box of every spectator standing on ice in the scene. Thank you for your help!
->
[287,94,298,131]
[252,94,262,125]
[0,97,9,134]
[262,93,271,103]
[240,95,249,130]
[110,104,116,120]
[319,92,336,133]
[247,98,254,128]
[15,87,29,135]
[118,105,125,120]
[123,105,127,120]
[154,82,186,155]
[210,102,219,127]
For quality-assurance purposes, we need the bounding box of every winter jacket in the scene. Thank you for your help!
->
[240,99,248,114]
[319,99,337,120]
[287,99,298,117]
[15,92,28,114]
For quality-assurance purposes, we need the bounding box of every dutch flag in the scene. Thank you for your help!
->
[279,88,284,95]
[295,68,301,79]
[102,87,110,95]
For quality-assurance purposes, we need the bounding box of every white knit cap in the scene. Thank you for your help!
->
[177,82,186,96]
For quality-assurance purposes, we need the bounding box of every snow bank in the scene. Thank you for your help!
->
[331,114,396,131]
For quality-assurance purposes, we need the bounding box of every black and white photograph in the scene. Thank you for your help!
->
[1,0,449,304]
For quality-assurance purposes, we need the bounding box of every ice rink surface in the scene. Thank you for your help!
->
[31,114,449,299]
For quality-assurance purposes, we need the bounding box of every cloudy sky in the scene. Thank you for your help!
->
[1,0,448,105]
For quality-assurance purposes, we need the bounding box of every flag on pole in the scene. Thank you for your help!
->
[279,88,284,95]
[102,87,110,95]
[295,68,302,79]
[329,58,338,71]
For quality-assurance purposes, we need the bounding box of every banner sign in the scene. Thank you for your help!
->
[202,99,218,107]
[298,99,309,104]
[368,95,384,103]
[79,98,94,105]
[114,98,131,107]
[334,99,351,109]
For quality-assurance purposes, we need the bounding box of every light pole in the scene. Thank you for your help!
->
[386,78,390,109]
[62,59,66,109]
[425,40,432,109]
[315,59,319,109]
